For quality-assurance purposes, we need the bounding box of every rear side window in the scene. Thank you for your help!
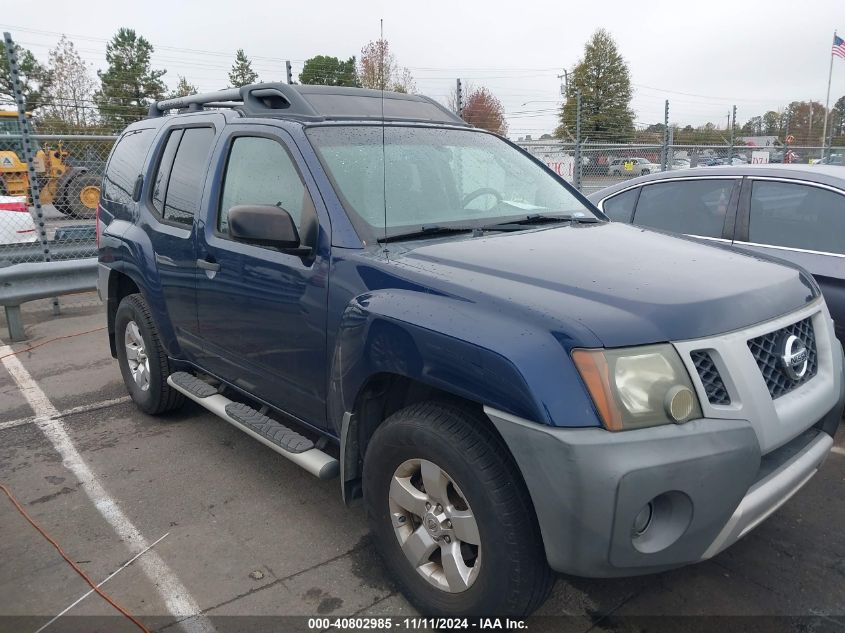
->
[749,181,845,255]
[151,130,183,216]
[102,128,154,205]
[633,179,734,238]
[161,127,215,226]
[218,136,313,234]
[602,188,639,222]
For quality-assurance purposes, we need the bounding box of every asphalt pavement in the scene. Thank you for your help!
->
[0,299,843,633]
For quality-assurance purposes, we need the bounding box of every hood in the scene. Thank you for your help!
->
[390,222,818,348]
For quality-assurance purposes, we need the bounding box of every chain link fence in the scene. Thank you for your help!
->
[515,93,842,197]
[518,139,837,196]
[1,128,115,267]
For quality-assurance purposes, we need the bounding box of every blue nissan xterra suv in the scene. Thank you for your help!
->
[97,83,845,617]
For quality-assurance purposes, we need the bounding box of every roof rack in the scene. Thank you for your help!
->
[147,82,468,126]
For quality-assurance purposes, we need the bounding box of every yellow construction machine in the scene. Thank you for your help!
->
[0,111,101,218]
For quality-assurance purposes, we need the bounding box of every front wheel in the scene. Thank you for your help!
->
[363,402,553,617]
[640,169,651,175]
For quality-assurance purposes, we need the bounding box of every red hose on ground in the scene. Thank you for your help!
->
[0,482,149,633]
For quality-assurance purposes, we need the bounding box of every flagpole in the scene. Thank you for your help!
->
[821,30,836,148]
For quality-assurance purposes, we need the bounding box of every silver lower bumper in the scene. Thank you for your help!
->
[701,431,833,560]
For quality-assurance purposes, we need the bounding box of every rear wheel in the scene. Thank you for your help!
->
[62,174,100,218]
[363,401,553,616]
[115,293,184,415]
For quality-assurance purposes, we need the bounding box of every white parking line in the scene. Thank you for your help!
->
[832,446,845,456]
[0,396,132,432]
[0,342,214,632]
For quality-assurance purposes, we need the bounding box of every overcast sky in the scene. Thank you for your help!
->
[5,0,845,138]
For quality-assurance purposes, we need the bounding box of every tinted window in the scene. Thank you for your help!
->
[633,179,734,238]
[163,127,215,226]
[602,188,639,222]
[218,137,313,234]
[102,128,154,204]
[749,181,845,255]
[151,129,183,216]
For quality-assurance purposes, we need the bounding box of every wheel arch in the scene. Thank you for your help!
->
[339,371,524,509]
[106,269,141,357]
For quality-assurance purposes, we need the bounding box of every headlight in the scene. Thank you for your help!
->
[572,344,702,431]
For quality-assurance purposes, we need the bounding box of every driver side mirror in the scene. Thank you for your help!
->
[228,205,311,255]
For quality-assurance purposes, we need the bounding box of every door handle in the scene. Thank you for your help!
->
[196,258,220,272]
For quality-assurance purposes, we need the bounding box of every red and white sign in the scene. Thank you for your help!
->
[751,151,770,165]
[538,153,574,182]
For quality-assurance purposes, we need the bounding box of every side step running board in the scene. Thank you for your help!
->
[167,372,339,480]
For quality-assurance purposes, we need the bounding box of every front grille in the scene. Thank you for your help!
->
[691,350,731,405]
[747,317,817,399]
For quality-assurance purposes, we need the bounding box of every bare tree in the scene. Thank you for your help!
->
[41,35,96,128]
[357,39,415,93]
[463,87,508,135]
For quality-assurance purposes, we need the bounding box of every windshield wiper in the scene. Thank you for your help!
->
[479,214,600,231]
[378,225,474,243]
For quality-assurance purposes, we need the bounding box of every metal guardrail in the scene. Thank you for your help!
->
[0,258,97,341]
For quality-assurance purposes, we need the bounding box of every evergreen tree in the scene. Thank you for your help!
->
[228,49,258,87]
[168,75,198,99]
[95,28,166,129]
[299,55,358,87]
[555,29,634,142]
[0,41,51,108]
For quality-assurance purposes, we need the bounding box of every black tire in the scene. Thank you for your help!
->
[363,401,553,617]
[640,169,651,175]
[114,293,185,415]
[61,173,101,218]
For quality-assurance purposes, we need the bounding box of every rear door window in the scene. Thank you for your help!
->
[632,179,735,238]
[162,127,215,226]
[749,180,845,255]
[102,128,154,205]
[601,187,639,222]
[151,130,183,216]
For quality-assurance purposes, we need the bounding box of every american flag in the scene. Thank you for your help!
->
[834,34,845,59]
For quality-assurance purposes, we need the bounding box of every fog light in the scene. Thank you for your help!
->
[633,502,653,535]
[665,385,695,422]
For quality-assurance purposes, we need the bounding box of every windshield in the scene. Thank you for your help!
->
[306,125,596,240]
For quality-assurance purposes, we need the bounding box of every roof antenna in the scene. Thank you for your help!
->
[380,18,388,250]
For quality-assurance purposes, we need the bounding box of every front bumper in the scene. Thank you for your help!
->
[486,385,843,577]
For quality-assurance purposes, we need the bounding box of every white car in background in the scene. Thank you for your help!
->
[607,157,662,176]
[0,196,37,245]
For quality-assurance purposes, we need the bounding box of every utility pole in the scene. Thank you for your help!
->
[573,90,582,191]
[285,60,293,84]
[661,99,670,170]
[557,69,569,96]
[455,78,463,118]
[808,101,814,144]
[726,105,736,164]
